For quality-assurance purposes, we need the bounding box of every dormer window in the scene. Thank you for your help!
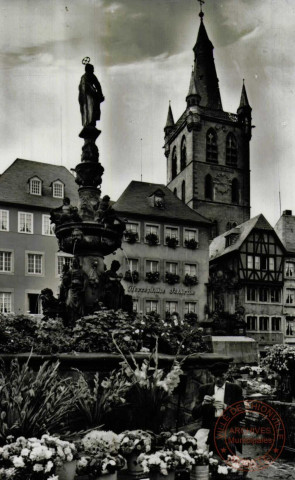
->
[29,177,42,196]
[52,180,64,199]
[150,189,165,208]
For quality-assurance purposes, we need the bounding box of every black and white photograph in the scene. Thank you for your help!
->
[0,1,295,479]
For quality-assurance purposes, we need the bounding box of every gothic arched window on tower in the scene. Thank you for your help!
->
[231,178,239,204]
[173,187,177,197]
[205,174,213,200]
[226,133,237,166]
[181,137,187,170]
[181,180,186,202]
[206,128,218,163]
[172,147,177,180]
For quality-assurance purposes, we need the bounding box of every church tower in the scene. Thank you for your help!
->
[164,9,252,237]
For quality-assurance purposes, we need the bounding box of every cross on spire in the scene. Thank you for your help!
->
[197,0,205,19]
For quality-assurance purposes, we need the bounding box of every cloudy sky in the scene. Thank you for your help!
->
[0,0,295,226]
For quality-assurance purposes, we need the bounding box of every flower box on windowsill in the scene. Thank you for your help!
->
[145,233,159,246]
[183,274,198,286]
[124,270,140,283]
[124,230,139,244]
[165,236,179,249]
[146,271,160,283]
[165,272,180,285]
[184,238,198,250]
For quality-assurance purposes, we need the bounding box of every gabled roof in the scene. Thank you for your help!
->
[0,159,79,209]
[209,214,278,261]
[114,181,211,226]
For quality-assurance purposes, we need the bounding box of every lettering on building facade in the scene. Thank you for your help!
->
[127,286,195,296]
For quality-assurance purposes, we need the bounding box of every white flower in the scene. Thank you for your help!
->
[45,461,54,472]
[78,457,88,468]
[48,476,59,480]
[33,463,44,472]
[66,454,73,462]
[12,456,25,468]
[21,448,30,457]
[218,465,229,475]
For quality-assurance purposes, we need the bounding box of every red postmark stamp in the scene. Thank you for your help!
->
[213,400,286,472]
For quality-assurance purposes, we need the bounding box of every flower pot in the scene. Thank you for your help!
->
[150,471,175,480]
[95,473,118,480]
[126,453,145,476]
[56,460,77,480]
[190,465,209,480]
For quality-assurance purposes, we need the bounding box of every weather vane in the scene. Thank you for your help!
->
[197,0,205,18]
[82,57,90,65]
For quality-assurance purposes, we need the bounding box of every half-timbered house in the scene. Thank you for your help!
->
[208,214,285,350]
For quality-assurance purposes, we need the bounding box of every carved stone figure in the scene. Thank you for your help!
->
[59,264,71,304]
[94,195,126,234]
[50,197,81,226]
[66,257,88,322]
[100,260,125,310]
[78,64,105,127]
[40,288,61,319]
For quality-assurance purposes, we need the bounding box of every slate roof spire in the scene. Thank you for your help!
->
[238,79,251,111]
[164,101,175,136]
[186,67,201,107]
[192,9,222,110]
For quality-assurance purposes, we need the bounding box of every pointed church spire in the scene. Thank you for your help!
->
[186,67,201,107]
[193,10,222,110]
[164,102,175,136]
[238,79,251,109]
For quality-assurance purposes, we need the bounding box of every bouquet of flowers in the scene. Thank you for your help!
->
[227,455,258,473]
[138,450,177,475]
[118,430,152,455]
[189,448,213,466]
[77,452,125,477]
[81,430,120,456]
[246,379,273,395]
[173,450,195,471]
[0,434,77,479]
[164,432,198,453]
[262,344,295,373]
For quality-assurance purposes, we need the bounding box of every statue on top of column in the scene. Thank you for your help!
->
[79,59,105,127]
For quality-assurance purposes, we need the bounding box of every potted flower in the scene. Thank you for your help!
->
[183,274,198,286]
[165,272,180,285]
[165,237,179,249]
[124,270,140,283]
[146,271,160,283]
[164,432,198,453]
[77,453,125,480]
[189,449,212,480]
[145,233,159,246]
[184,238,198,250]
[124,230,139,244]
[138,450,177,480]
[118,430,152,475]
[81,430,120,457]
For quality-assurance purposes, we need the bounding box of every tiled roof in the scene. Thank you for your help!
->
[0,159,79,209]
[209,214,275,261]
[113,180,211,226]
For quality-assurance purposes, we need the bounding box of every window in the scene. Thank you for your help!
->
[247,256,253,269]
[27,293,41,314]
[0,251,12,273]
[42,215,55,236]
[185,264,197,276]
[18,212,33,234]
[259,287,268,302]
[165,226,178,239]
[226,133,237,165]
[53,181,64,198]
[154,195,165,208]
[181,180,186,202]
[185,302,197,314]
[146,260,159,273]
[133,299,139,312]
[271,317,281,332]
[166,301,178,314]
[57,255,73,276]
[286,262,295,277]
[172,147,177,179]
[180,137,186,170]
[269,257,275,271]
[145,224,159,239]
[206,128,218,163]
[128,258,139,271]
[30,177,42,195]
[184,229,198,242]
[205,174,213,200]
[27,253,43,275]
[125,222,140,241]
[247,316,257,331]
[259,316,269,331]
[286,290,295,304]
[270,288,281,303]
[246,287,256,302]
[166,262,178,274]
[0,210,9,231]
[261,256,267,271]
[254,256,260,270]
[146,300,158,313]
[0,292,11,313]
[231,178,239,204]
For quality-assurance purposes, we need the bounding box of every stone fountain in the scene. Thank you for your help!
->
[42,58,130,323]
